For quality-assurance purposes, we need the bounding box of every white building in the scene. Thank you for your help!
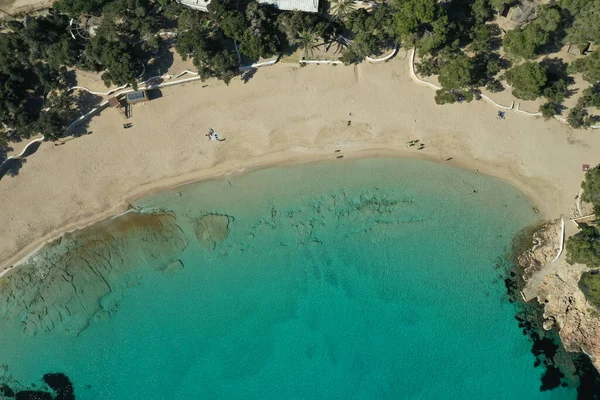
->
[178,0,318,13]
[257,0,318,12]
[177,0,211,12]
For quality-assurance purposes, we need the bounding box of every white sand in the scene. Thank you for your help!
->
[1,55,599,273]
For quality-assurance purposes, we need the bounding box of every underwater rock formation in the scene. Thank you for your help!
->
[193,214,232,250]
[0,212,188,336]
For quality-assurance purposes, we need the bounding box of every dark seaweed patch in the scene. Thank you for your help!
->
[0,384,15,397]
[2,373,75,400]
[43,374,74,400]
[15,391,52,400]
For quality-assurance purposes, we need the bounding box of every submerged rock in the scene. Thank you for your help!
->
[0,212,188,336]
[193,214,232,250]
[156,259,184,273]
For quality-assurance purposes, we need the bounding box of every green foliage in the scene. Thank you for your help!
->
[438,52,474,90]
[85,36,139,88]
[486,79,504,92]
[469,23,500,54]
[539,101,560,119]
[220,11,247,42]
[417,14,452,55]
[569,51,600,84]
[567,106,591,128]
[330,0,356,21]
[175,8,240,83]
[567,223,600,268]
[565,0,600,47]
[0,12,76,142]
[503,6,563,60]
[560,0,594,15]
[542,78,570,103]
[53,0,109,16]
[341,6,395,62]
[434,89,473,105]
[504,62,548,100]
[578,86,600,108]
[393,0,439,46]
[416,57,437,77]
[434,89,458,104]
[277,11,335,58]
[490,0,511,10]
[36,92,76,140]
[503,28,539,60]
[581,164,600,212]
[471,0,495,24]
[580,270,600,310]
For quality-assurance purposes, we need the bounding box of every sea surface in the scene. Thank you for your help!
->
[0,158,577,399]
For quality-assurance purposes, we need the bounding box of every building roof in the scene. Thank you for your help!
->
[126,90,148,103]
[257,0,318,12]
[177,0,210,12]
[177,0,317,13]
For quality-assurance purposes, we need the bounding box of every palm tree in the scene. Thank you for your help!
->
[330,0,356,21]
[296,29,322,58]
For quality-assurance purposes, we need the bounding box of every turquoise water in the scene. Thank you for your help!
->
[0,158,576,399]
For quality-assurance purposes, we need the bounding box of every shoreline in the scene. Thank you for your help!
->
[0,144,554,276]
[1,58,597,278]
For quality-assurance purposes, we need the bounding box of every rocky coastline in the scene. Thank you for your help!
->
[510,220,600,396]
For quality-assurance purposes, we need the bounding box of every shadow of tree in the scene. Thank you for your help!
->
[241,68,257,83]
[74,91,103,115]
[0,145,14,163]
[0,158,27,181]
[144,42,175,78]
[541,57,575,85]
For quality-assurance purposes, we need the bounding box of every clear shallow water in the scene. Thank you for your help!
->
[0,158,576,399]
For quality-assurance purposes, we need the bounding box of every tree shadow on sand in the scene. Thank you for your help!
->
[0,157,27,181]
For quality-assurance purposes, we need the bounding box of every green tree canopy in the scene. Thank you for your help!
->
[277,11,331,51]
[569,51,600,84]
[53,0,109,16]
[393,0,437,41]
[567,223,600,268]
[581,164,600,212]
[565,0,600,47]
[504,62,548,100]
[341,6,395,63]
[175,8,240,83]
[503,6,563,60]
[330,0,356,21]
[438,52,475,89]
[579,270,600,310]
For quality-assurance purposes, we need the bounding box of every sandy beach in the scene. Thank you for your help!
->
[1,53,599,274]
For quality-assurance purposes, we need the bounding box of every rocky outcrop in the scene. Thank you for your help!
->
[0,212,188,336]
[193,214,232,250]
[536,263,600,373]
[518,220,561,281]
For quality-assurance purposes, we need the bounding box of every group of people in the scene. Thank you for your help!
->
[407,140,425,150]
[206,128,225,142]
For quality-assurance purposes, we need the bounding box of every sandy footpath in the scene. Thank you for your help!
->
[1,56,599,274]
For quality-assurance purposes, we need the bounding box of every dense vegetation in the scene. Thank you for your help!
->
[568,165,600,307]
[1,0,600,151]
[580,270,600,310]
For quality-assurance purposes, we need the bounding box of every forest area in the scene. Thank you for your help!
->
[0,0,599,153]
